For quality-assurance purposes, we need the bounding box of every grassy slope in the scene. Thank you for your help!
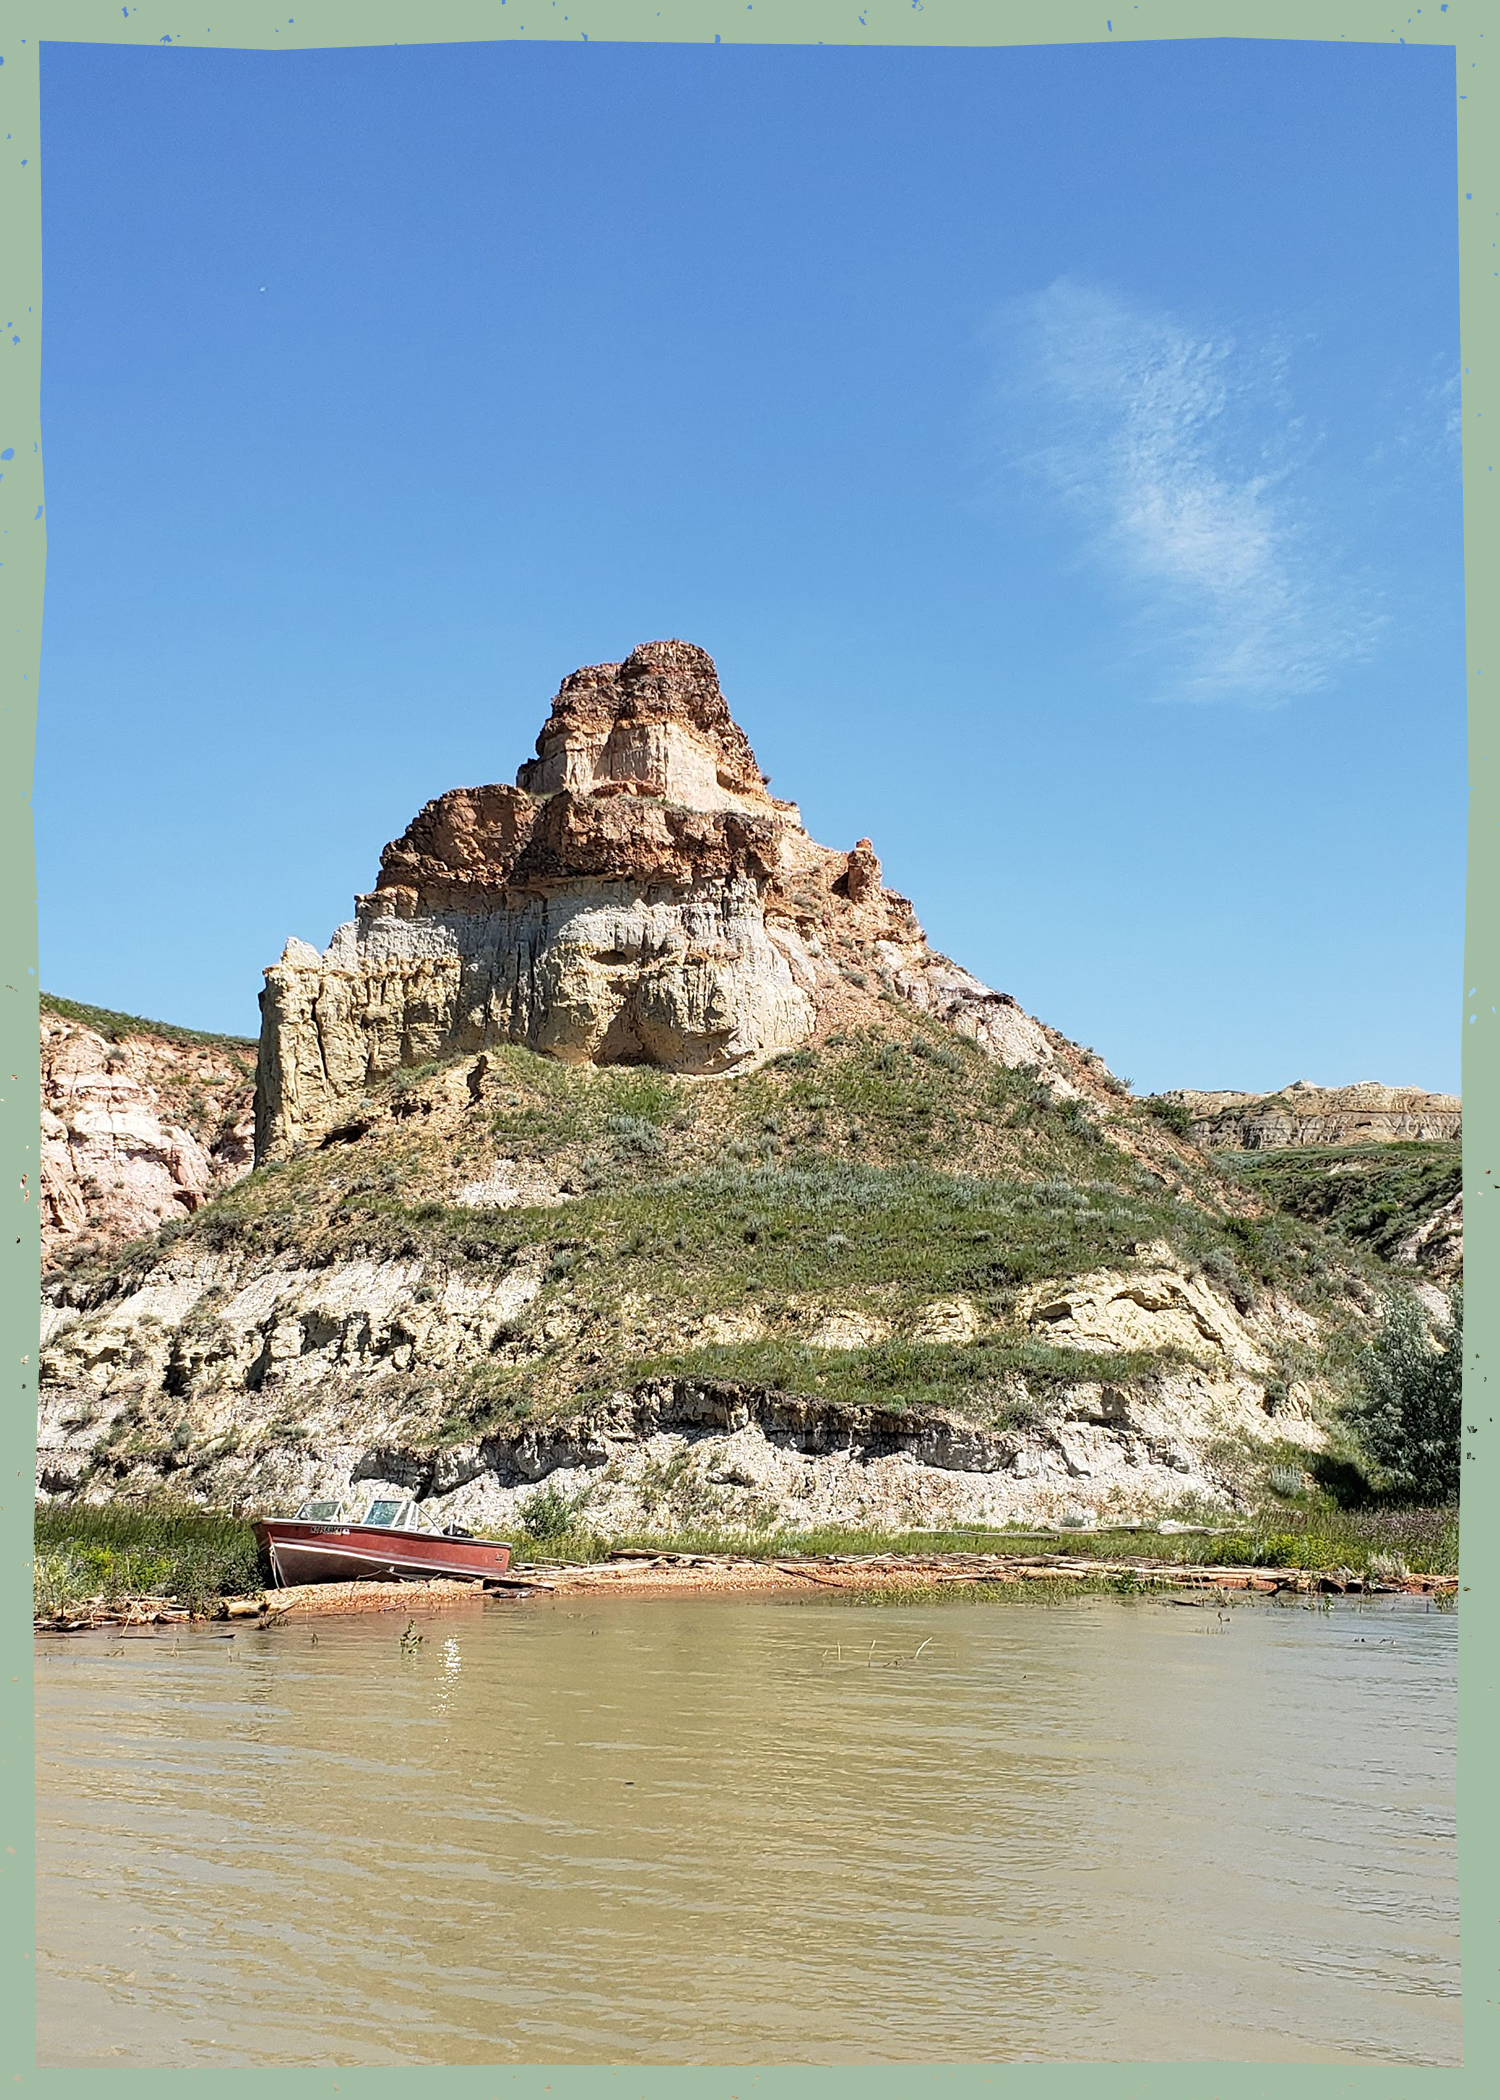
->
[36,1000,1460,1608]
[41,992,257,1054]
[75,1007,1396,1457]
[1216,1142,1461,1270]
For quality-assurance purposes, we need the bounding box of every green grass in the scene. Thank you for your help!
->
[32,1504,263,1616]
[165,1033,1351,1297]
[508,1520,1055,1566]
[1065,1507,1458,1576]
[615,1333,1182,1418]
[1218,1142,1461,1269]
[31,1496,1454,1614]
[41,992,257,1053]
[170,1067,1367,1292]
[508,1505,1458,1577]
[61,1029,1405,1454]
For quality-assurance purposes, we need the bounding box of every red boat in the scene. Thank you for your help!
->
[254,1496,514,1587]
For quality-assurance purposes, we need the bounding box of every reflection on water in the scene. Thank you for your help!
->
[35,1592,1458,2067]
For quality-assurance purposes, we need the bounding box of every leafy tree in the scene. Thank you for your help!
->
[1346,1290,1462,1504]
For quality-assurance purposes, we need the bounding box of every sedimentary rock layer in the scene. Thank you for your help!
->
[37,1225,1323,1533]
[41,1012,255,1262]
[1166,1080,1461,1151]
[256,640,1069,1158]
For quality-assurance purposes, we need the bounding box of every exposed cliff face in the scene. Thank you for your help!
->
[41,641,1428,1532]
[40,1006,256,1267]
[37,1234,1323,1531]
[1167,1080,1461,1152]
[38,1006,1363,1529]
[256,640,1074,1160]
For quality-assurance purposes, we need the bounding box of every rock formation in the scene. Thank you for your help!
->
[1169,1079,1464,1296]
[42,640,1454,1536]
[1165,1080,1460,1152]
[256,641,1067,1159]
[37,1234,1325,1530]
[40,1010,256,1264]
[1393,1192,1464,1289]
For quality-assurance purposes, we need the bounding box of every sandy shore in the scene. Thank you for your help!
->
[33,1550,1458,1631]
[518,1551,1458,1602]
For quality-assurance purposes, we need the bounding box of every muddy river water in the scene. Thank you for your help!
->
[34,1590,1458,2067]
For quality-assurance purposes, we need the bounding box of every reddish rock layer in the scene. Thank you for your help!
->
[371,786,781,916]
[521,639,767,800]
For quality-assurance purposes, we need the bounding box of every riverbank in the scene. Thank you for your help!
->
[32,1544,1458,1632]
[32,1495,1460,1627]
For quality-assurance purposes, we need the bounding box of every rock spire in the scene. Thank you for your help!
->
[255,642,1060,1158]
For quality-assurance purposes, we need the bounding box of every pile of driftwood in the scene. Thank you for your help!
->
[35,1596,194,1633]
[596,1547,1456,1597]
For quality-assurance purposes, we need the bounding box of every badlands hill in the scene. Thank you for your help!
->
[36,642,1455,1538]
[1163,1079,1460,1153]
[1153,1081,1463,1291]
[40,998,256,1262]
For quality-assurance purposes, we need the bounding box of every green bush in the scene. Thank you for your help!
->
[1142,1094,1196,1140]
[516,1483,589,1540]
[607,1113,667,1158]
[1344,1291,1462,1505]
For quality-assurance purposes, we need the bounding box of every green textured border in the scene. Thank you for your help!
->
[1,0,1490,2090]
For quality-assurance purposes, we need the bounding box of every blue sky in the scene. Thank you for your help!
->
[35,35,1465,1093]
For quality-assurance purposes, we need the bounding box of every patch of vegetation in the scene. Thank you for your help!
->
[499,1500,1459,1579]
[1220,1141,1461,1269]
[1142,1094,1196,1141]
[618,1333,1178,1420]
[32,1502,262,1615]
[516,1482,594,1541]
[1159,1504,1459,1576]
[1343,1291,1462,1505]
[41,993,256,1054]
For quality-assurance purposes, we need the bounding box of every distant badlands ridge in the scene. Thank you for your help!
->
[40,639,1460,1263]
[1163,1081,1461,1153]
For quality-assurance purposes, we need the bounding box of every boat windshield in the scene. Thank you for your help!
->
[361,1497,415,1529]
[294,1499,344,1522]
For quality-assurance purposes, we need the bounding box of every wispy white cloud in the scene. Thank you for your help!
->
[987,279,1383,705]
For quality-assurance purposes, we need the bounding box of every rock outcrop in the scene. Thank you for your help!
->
[43,640,1430,1536]
[1393,1191,1464,1283]
[36,1238,1322,1530]
[256,641,1072,1159]
[40,1011,256,1265]
[1166,1080,1461,1152]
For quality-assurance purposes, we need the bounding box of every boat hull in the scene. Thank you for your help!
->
[254,1520,513,1588]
